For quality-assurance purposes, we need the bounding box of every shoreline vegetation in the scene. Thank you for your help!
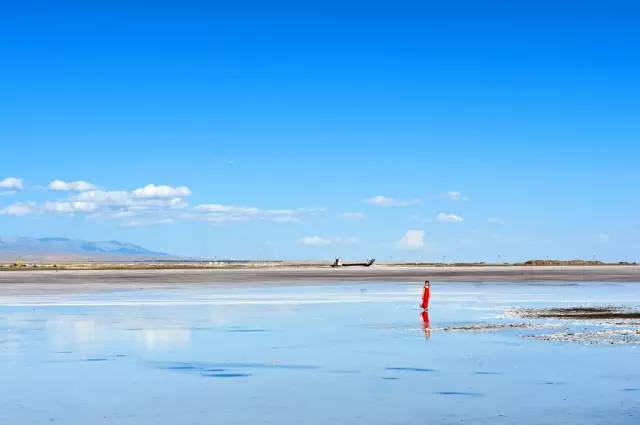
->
[0,259,637,271]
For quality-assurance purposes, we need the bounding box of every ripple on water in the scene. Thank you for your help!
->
[154,361,318,370]
[152,361,318,379]
[227,329,266,333]
[385,367,435,373]
[435,391,483,396]
[202,373,251,378]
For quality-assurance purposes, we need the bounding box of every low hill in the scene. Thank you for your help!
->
[0,236,169,261]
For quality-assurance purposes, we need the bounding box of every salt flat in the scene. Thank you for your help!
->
[1,281,639,425]
[1,265,639,298]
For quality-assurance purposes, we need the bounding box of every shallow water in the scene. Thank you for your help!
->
[1,281,639,424]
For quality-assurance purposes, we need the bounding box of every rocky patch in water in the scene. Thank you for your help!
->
[513,306,640,345]
[525,329,640,345]
[435,306,640,345]
[513,306,640,320]
[441,323,532,332]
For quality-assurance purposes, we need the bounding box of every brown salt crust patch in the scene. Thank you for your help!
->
[510,306,640,320]
[525,328,640,345]
[432,321,564,333]
[441,323,532,332]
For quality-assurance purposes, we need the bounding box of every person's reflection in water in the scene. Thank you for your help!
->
[421,310,431,340]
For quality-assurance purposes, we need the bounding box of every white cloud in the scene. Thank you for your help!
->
[48,180,97,192]
[299,235,360,246]
[121,218,175,227]
[395,229,425,250]
[74,190,132,206]
[0,177,23,191]
[437,212,463,223]
[195,204,259,215]
[300,236,332,246]
[73,190,188,213]
[0,202,35,216]
[8,179,317,227]
[442,191,469,201]
[132,184,191,198]
[596,233,610,242]
[194,204,322,223]
[45,201,98,213]
[341,212,364,219]
[333,236,360,245]
[219,158,236,166]
[44,186,189,221]
[487,217,502,224]
[365,195,419,207]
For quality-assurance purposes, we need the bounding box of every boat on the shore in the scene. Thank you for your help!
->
[331,258,375,267]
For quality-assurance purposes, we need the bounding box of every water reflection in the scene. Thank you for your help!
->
[1,282,640,425]
[421,310,431,340]
[141,328,190,350]
[45,315,101,352]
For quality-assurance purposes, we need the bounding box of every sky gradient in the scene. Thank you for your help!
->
[1,1,639,261]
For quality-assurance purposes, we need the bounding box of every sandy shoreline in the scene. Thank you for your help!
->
[1,265,639,297]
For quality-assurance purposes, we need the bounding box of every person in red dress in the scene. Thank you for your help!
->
[421,280,430,310]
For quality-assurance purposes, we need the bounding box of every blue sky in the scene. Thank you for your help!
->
[1,1,639,261]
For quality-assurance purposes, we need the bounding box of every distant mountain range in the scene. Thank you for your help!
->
[0,237,169,260]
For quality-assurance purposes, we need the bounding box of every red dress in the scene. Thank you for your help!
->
[421,286,430,310]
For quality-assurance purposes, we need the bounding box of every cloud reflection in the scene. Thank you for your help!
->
[140,328,190,350]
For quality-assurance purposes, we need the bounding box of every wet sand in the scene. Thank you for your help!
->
[0,265,639,297]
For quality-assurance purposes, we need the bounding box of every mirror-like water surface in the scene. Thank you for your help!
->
[1,282,639,424]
